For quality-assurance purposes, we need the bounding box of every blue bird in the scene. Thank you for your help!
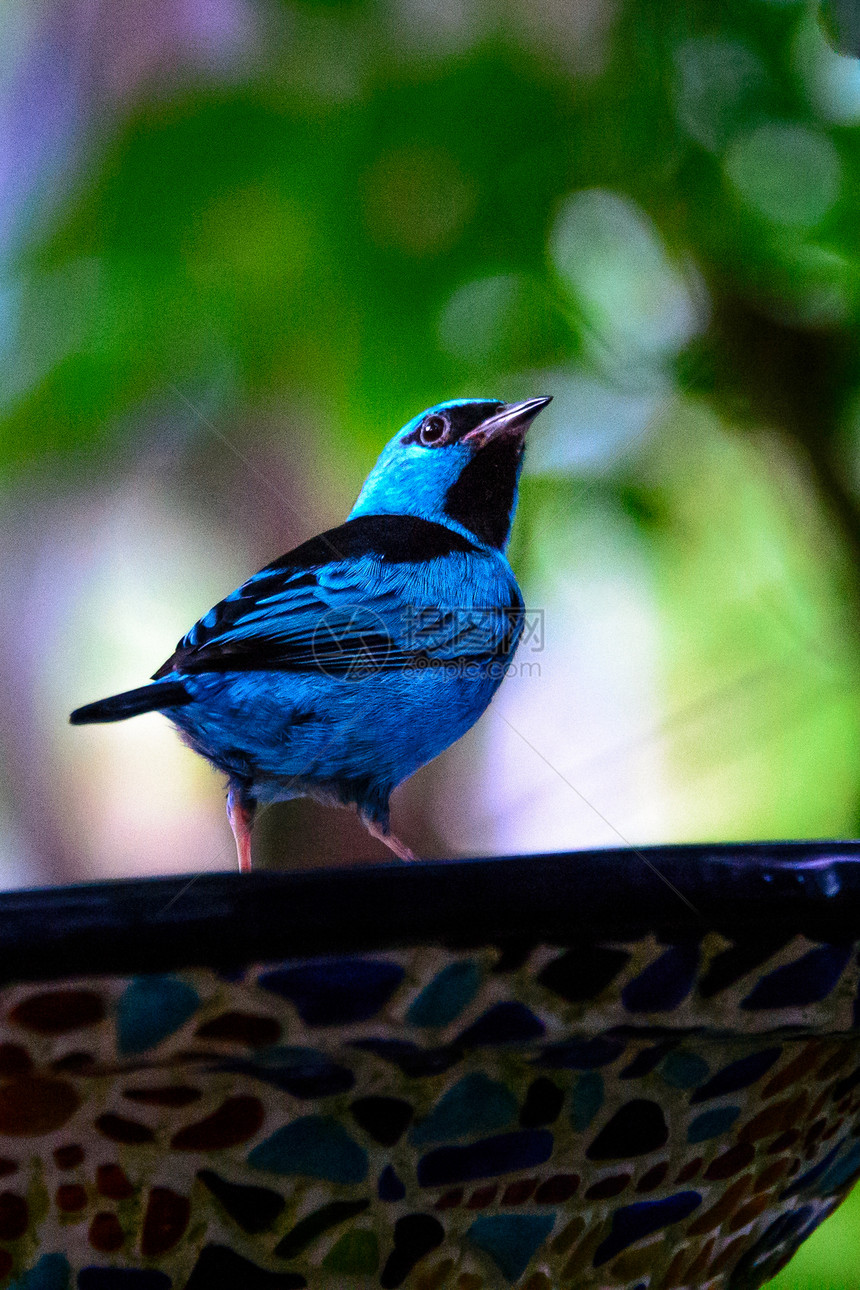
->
[70,396,551,870]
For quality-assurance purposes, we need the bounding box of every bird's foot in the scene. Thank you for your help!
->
[227,786,256,874]
[365,819,418,862]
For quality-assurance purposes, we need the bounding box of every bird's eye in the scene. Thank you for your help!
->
[420,415,447,446]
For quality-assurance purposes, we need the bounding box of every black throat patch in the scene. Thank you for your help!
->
[443,437,524,548]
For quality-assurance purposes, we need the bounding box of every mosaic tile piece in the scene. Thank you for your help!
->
[538,946,631,1003]
[380,1215,444,1289]
[407,962,481,1028]
[197,1169,285,1233]
[569,1072,604,1130]
[117,977,200,1055]
[518,1079,563,1128]
[411,1076,517,1144]
[10,991,104,1036]
[457,1004,544,1048]
[538,1036,624,1069]
[592,1192,702,1264]
[417,1131,554,1189]
[185,1245,306,1290]
[248,1115,369,1182]
[275,1200,370,1259]
[378,1165,406,1201]
[14,1256,71,1290]
[351,1096,414,1146]
[467,1214,556,1283]
[622,944,700,1013]
[78,1271,171,1290]
[741,944,854,1011]
[258,959,404,1025]
[217,1046,355,1098]
[689,1048,783,1103]
[586,1098,668,1158]
[688,1106,742,1142]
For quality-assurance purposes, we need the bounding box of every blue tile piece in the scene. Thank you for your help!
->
[741,944,853,1011]
[351,1039,462,1077]
[214,1047,354,1099]
[468,1214,556,1283]
[417,1130,554,1188]
[592,1192,702,1266]
[78,1273,171,1290]
[780,1138,846,1199]
[117,976,200,1056]
[728,1206,819,1290]
[259,959,404,1026]
[407,961,481,1027]
[9,1256,70,1290]
[689,1047,782,1104]
[813,1142,860,1195]
[458,1002,545,1047]
[687,1106,741,1143]
[538,1036,625,1069]
[661,1051,710,1089]
[411,1074,518,1144]
[621,944,699,1013]
[570,1072,604,1131]
[248,1116,368,1184]
[378,1165,407,1201]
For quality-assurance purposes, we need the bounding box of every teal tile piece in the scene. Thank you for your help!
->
[411,1074,517,1144]
[661,1051,710,1089]
[117,975,201,1055]
[570,1072,603,1131]
[468,1214,556,1283]
[407,961,481,1028]
[248,1115,368,1184]
[687,1106,741,1143]
[10,1255,70,1290]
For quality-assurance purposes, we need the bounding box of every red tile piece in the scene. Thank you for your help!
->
[89,1211,124,1253]
[195,1012,281,1047]
[56,1184,87,1213]
[95,1115,155,1145]
[96,1164,135,1200]
[53,1145,85,1170]
[170,1097,264,1150]
[0,1193,27,1239]
[704,1143,756,1181]
[141,1187,191,1256]
[534,1174,580,1204]
[10,990,104,1035]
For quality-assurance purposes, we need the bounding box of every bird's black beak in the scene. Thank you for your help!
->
[463,396,552,448]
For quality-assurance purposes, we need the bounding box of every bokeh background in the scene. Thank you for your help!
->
[3,0,860,1281]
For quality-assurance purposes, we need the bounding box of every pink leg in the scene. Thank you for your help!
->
[364,818,418,862]
[227,787,256,874]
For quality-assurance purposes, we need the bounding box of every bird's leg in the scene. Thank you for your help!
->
[364,818,418,863]
[227,784,256,874]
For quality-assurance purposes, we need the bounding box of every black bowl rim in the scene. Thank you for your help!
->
[3,840,860,983]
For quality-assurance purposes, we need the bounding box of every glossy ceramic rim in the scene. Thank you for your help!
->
[2,840,860,984]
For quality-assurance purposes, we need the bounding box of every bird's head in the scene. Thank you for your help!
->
[349,396,552,549]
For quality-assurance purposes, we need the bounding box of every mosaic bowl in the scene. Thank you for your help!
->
[1,841,859,1290]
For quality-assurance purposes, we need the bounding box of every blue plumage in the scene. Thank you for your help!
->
[70,396,551,867]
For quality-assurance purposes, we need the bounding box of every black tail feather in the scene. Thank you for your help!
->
[70,681,191,725]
